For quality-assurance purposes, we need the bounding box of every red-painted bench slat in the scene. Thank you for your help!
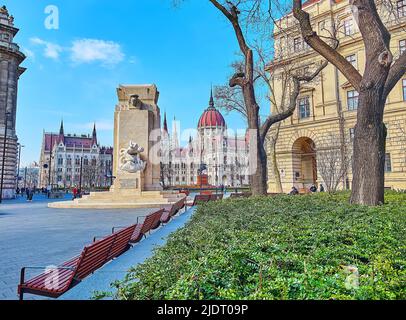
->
[18,225,136,300]
[107,225,136,260]
[129,209,164,243]
[161,197,186,223]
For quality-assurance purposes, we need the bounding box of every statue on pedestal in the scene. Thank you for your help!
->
[119,141,146,173]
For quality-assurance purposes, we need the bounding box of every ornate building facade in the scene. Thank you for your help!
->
[267,0,406,192]
[0,6,25,198]
[39,122,113,189]
[160,91,250,188]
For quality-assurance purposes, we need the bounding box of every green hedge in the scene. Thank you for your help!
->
[104,192,406,300]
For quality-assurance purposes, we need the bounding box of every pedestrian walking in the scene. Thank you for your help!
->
[72,186,78,200]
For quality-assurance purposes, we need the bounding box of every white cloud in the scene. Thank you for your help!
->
[70,39,124,66]
[30,37,63,60]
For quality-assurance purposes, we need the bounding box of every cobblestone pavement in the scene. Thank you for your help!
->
[0,194,158,300]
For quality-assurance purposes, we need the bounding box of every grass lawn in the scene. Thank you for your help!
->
[105,192,405,300]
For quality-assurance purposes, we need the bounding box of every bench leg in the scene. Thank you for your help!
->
[19,268,26,301]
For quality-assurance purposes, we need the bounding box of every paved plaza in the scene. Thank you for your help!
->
[0,194,159,300]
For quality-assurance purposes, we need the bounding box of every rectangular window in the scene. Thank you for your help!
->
[304,66,310,75]
[293,37,302,52]
[397,0,406,18]
[400,39,406,55]
[298,97,311,119]
[347,90,359,111]
[385,153,392,172]
[344,19,353,36]
[403,79,406,101]
[346,54,357,68]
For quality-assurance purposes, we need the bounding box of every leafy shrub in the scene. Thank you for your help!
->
[106,192,406,300]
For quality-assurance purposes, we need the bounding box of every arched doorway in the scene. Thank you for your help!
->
[292,137,317,189]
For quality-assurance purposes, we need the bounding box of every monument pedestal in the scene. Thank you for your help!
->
[49,84,184,210]
[49,190,184,209]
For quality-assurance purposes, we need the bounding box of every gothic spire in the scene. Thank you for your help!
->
[163,112,168,133]
[59,119,64,135]
[58,119,65,144]
[209,86,215,109]
[92,123,97,145]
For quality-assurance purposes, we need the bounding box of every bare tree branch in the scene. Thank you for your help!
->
[259,60,328,142]
[384,50,406,99]
[292,0,362,91]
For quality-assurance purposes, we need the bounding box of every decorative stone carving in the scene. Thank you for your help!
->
[0,6,8,15]
[119,141,146,173]
[130,94,142,110]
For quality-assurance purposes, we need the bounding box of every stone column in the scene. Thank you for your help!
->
[0,7,26,199]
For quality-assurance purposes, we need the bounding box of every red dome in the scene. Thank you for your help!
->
[198,107,226,128]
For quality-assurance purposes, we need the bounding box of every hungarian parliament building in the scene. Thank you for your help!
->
[160,91,250,188]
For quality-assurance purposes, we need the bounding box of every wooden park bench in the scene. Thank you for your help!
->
[210,194,224,201]
[186,193,224,208]
[186,194,211,208]
[18,224,136,300]
[160,197,187,224]
[113,209,165,244]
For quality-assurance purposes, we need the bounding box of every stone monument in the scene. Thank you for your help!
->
[50,84,183,209]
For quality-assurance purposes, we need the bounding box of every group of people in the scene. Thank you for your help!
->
[16,187,36,201]
[15,186,83,202]
[289,184,325,195]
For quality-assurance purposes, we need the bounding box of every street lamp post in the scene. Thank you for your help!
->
[0,112,11,203]
[16,143,24,193]
[48,134,53,191]
[23,166,27,190]
[79,156,83,194]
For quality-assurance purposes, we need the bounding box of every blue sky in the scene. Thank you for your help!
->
[4,0,270,166]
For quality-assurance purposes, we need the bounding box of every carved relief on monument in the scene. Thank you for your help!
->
[119,141,146,173]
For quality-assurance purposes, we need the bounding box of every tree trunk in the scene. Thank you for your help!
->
[350,90,386,205]
[250,138,268,195]
[250,128,268,195]
[244,88,268,196]
[270,138,283,193]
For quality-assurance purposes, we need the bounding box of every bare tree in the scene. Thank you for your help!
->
[81,164,98,190]
[195,0,328,195]
[317,133,353,193]
[292,0,406,205]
